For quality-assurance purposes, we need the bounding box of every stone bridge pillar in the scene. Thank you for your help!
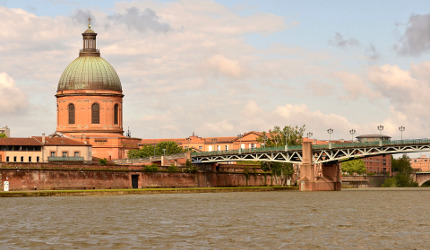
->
[299,141,341,191]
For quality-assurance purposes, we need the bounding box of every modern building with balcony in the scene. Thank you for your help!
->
[0,134,92,163]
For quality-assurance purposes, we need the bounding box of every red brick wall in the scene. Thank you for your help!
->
[0,163,271,191]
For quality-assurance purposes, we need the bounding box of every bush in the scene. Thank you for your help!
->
[185,165,198,173]
[144,164,159,172]
[382,177,397,187]
[168,165,178,172]
[99,158,108,165]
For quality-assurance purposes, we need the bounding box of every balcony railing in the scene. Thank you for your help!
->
[48,156,84,162]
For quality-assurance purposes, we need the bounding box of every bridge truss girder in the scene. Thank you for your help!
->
[192,143,430,164]
[192,151,303,164]
[314,144,430,164]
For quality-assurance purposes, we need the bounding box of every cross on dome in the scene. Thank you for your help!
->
[88,17,92,28]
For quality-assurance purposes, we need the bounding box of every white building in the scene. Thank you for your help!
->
[0,125,10,137]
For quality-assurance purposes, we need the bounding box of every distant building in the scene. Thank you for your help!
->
[0,134,92,163]
[362,155,392,174]
[410,155,430,172]
[356,134,392,175]
[0,125,10,137]
[356,134,391,142]
[140,131,264,152]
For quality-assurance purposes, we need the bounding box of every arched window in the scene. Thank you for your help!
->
[92,103,100,124]
[114,104,119,125]
[68,103,75,124]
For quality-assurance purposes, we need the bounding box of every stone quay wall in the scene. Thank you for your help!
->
[0,163,271,191]
[341,175,388,187]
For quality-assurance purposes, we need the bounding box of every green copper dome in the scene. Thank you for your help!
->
[57,21,122,92]
[57,56,122,92]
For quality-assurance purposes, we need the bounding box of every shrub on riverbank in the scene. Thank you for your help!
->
[382,154,418,187]
[144,164,159,172]
[381,177,397,187]
[168,165,178,172]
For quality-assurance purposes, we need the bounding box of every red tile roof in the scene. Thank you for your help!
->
[32,136,88,146]
[0,137,41,146]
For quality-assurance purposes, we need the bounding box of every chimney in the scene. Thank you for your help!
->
[42,133,46,144]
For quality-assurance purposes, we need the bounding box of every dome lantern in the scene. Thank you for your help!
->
[80,17,100,57]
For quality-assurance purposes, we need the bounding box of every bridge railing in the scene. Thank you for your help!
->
[382,138,430,145]
[191,138,430,157]
[192,145,302,157]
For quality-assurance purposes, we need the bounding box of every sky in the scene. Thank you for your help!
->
[1,0,430,142]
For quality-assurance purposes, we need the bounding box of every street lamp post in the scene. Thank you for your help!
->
[237,134,243,153]
[327,128,333,149]
[377,125,384,146]
[186,137,191,151]
[399,126,405,140]
[212,138,217,152]
[263,136,267,148]
[349,129,356,142]
[377,125,384,135]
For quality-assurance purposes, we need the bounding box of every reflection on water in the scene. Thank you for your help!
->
[0,188,429,249]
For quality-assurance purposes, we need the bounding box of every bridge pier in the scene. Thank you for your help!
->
[299,141,341,191]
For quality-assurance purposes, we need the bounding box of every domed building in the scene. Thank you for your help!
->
[56,19,139,160]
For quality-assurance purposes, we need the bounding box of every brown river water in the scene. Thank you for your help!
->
[0,188,429,249]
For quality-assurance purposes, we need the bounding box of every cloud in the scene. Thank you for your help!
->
[366,63,430,138]
[72,9,95,27]
[108,7,171,33]
[368,64,417,105]
[329,33,380,62]
[0,72,28,114]
[5,2,420,141]
[396,14,430,56]
[305,80,335,97]
[332,71,379,100]
[329,32,360,49]
[272,103,358,139]
[205,54,245,79]
[365,43,381,61]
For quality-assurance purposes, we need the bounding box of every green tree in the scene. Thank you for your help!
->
[128,141,185,158]
[383,154,417,187]
[392,154,412,173]
[0,133,7,138]
[258,125,306,148]
[256,125,304,185]
[261,162,294,186]
[155,141,185,155]
[341,159,366,175]
[184,159,198,173]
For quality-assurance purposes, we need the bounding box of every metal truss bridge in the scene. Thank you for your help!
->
[191,139,430,164]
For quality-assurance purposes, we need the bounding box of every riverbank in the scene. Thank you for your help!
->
[0,186,298,197]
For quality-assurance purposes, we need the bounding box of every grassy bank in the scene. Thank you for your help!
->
[0,186,298,197]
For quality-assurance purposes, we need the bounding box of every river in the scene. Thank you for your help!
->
[0,188,429,249]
